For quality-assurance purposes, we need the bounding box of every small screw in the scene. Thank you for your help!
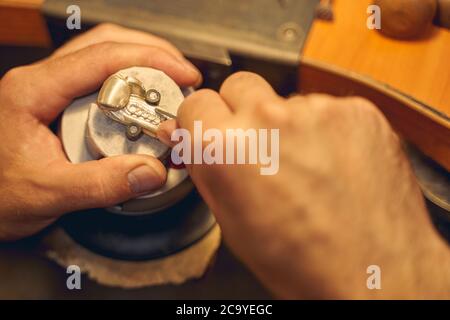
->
[129,104,138,113]
[282,28,298,41]
[277,22,302,43]
[126,124,143,141]
[145,89,161,105]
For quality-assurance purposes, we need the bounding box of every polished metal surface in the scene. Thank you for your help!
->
[97,73,174,139]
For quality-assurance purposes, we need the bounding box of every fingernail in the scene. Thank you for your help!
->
[128,165,164,194]
[156,120,177,147]
[157,129,173,147]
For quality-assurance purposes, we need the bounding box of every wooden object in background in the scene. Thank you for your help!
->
[303,0,450,117]
[299,58,450,171]
[0,0,50,46]
[2,0,450,117]
[437,0,450,29]
[373,0,437,39]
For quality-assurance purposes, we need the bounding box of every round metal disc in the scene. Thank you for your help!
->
[60,67,193,214]
[86,103,169,160]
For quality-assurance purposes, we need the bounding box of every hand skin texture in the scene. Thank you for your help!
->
[0,24,201,241]
[158,72,450,299]
[0,23,449,300]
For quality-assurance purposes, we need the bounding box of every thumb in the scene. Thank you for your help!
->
[53,155,167,213]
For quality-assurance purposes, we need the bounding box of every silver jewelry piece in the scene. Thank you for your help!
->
[97,74,176,140]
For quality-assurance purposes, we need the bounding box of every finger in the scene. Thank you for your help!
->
[156,88,233,147]
[286,94,308,106]
[156,119,178,147]
[160,90,233,205]
[219,71,283,112]
[176,89,232,133]
[24,42,201,124]
[51,154,167,212]
[52,23,184,59]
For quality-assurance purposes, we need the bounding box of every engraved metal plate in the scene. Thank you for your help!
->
[97,73,175,139]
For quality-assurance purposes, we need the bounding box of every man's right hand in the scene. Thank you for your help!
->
[159,71,450,299]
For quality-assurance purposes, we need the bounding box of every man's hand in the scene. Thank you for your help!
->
[0,24,201,240]
[159,72,450,299]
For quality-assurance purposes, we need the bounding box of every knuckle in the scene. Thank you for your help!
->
[345,96,380,117]
[193,88,218,100]
[252,100,288,125]
[304,93,335,111]
[86,41,128,62]
[304,95,385,127]
[346,96,372,107]
[179,89,217,119]
[185,88,217,106]
[221,71,258,91]
[1,66,26,87]
[286,94,316,120]
[0,66,35,106]
[287,94,306,105]
[348,97,390,127]
[227,71,256,82]
[341,96,395,137]
[88,41,117,53]
[92,22,121,35]
[307,94,340,124]
[154,37,178,51]
[301,94,375,131]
